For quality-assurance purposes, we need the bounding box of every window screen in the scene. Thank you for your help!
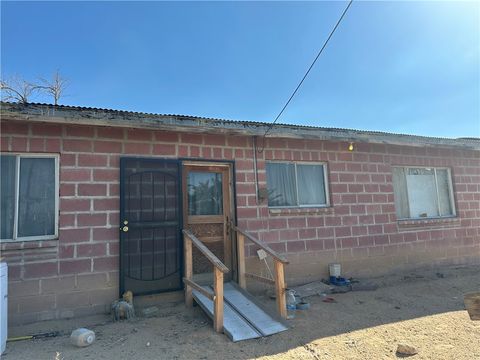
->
[392,167,455,219]
[0,154,58,241]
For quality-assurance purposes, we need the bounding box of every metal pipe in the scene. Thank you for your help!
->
[253,136,259,203]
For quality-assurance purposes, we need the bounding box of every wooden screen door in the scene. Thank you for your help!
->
[182,162,233,281]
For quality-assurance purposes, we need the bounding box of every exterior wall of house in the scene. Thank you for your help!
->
[1,119,479,326]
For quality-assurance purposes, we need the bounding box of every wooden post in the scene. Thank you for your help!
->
[274,260,287,319]
[184,234,193,307]
[213,267,224,333]
[237,233,246,289]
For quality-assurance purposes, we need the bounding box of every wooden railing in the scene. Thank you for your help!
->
[231,224,289,319]
[183,229,229,333]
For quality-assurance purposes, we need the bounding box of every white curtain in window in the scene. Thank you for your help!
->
[297,164,326,205]
[392,167,409,219]
[436,169,453,216]
[0,155,16,239]
[266,163,296,206]
[17,158,56,237]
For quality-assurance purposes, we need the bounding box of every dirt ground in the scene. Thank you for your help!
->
[4,264,480,360]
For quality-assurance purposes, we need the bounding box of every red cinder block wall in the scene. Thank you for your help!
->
[1,119,479,326]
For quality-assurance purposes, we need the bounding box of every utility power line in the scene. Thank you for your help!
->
[260,0,354,148]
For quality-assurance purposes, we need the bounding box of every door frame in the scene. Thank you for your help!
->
[119,157,184,297]
[181,159,236,280]
[119,157,237,296]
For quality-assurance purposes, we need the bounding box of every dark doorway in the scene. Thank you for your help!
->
[120,158,182,296]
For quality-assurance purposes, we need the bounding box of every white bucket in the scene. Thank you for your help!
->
[329,263,341,277]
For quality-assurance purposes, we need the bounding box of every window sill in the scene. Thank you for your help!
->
[397,216,459,229]
[269,206,333,216]
[0,238,58,251]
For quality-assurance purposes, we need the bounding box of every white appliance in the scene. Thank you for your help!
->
[0,262,7,355]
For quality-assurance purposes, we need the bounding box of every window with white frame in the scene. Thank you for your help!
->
[265,162,329,207]
[0,154,59,241]
[392,167,456,220]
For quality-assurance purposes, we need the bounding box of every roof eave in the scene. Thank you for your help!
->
[1,104,479,151]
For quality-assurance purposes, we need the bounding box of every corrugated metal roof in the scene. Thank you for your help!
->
[1,101,479,150]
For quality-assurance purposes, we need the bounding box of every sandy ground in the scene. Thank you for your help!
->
[3,264,480,360]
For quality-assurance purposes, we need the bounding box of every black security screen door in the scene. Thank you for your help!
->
[120,158,182,296]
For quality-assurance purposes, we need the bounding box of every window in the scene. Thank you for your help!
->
[187,171,223,216]
[0,154,59,241]
[265,162,329,207]
[392,167,455,220]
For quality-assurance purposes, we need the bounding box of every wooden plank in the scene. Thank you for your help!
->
[464,292,480,320]
[222,167,232,277]
[234,226,289,264]
[182,229,229,273]
[192,236,224,244]
[184,235,193,307]
[244,272,275,285]
[187,215,224,224]
[274,260,287,319]
[237,233,246,289]
[183,278,214,301]
[213,268,224,333]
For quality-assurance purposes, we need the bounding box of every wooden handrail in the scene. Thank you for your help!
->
[182,229,229,273]
[233,224,288,319]
[183,228,228,333]
[233,226,289,265]
[182,277,214,301]
[244,272,275,285]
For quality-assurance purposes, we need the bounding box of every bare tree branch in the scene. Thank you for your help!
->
[38,70,68,105]
[0,75,39,104]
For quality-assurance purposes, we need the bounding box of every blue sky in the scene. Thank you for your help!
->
[1,1,479,138]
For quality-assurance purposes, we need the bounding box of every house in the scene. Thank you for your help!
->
[1,101,479,327]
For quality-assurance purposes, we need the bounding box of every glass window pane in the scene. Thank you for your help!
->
[17,158,56,237]
[436,169,453,216]
[297,164,326,205]
[266,163,297,207]
[187,172,223,215]
[405,168,439,218]
[1,155,16,239]
[392,167,410,219]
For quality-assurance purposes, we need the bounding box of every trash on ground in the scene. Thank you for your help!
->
[296,301,310,310]
[396,343,418,356]
[7,331,60,342]
[322,297,337,303]
[290,277,378,299]
[289,281,332,298]
[286,289,297,319]
[329,276,351,286]
[70,328,95,348]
